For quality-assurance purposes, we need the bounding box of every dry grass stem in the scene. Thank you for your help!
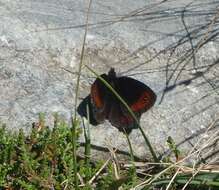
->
[165,168,180,190]
[88,148,117,185]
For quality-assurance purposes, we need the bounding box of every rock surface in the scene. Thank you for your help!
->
[0,0,218,161]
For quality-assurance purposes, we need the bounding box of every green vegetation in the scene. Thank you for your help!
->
[0,114,218,190]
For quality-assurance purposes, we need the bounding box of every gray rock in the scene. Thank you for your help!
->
[0,0,218,162]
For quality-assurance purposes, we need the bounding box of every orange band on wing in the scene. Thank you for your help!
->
[91,82,104,108]
[130,91,155,112]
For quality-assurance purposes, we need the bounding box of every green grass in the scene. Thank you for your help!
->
[0,114,219,190]
[0,114,140,190]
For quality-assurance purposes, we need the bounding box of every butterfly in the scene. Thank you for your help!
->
[77,68,156,134]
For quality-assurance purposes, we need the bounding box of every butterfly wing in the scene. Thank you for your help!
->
[108,103,138,134]
[90,73,111,123]
[77,72,111,125]
[117,76,156,113]
[87,69,156,134]
[108,76,156,132]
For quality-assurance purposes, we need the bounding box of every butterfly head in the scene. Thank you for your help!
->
[108,68,116,80]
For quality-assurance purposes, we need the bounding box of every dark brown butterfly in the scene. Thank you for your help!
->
[77,68,156,134]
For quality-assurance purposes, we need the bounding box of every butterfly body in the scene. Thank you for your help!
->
[77,68,156,133]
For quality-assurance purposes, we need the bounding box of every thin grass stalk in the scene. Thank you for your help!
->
[124,132,136,171]
[88,157,112,185]
[73,0,92,119]
[84,104,91,183]
[72,0,92,189]
[151,173,219,188]
[71,118,79,189]
[181,167,201,190]
[165,168,180,190]
[84,65,159,163]
[138,126,158,162]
